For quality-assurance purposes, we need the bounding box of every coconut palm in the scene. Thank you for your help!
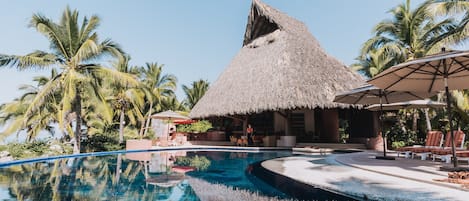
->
[357,0,468,75]
[161,95,187,112]
[0,69,60,142]
[0,7,137,153]
[107,55,145,143]
[351,47,399,78]
[182,79,209,109]
[137,62,177,136]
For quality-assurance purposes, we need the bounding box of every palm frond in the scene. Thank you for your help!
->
[0,51,58,69]
[30,14,69,59]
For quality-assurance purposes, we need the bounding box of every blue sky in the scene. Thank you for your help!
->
[0,0,425,104]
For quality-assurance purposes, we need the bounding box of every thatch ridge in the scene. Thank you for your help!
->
[190,0,365,118]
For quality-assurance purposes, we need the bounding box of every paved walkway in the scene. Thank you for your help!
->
[262,150,469,201]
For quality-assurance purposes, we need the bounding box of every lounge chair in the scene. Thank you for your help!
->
[451,150,469,164]
[396,131,443,158]
[237,136,248,146]
[430,130,466,163]
[412,131,465,160]
[229,136,238,145]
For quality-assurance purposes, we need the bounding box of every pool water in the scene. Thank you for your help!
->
[0,150,293,200]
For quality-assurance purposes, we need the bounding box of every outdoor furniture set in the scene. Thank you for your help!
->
[397,130,467,163]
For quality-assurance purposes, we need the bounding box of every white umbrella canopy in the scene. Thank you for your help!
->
[365,99,446,111]
[151,110,190,120]
[368,50,469,92]
[368,48,469,167]
[333,84,437,105]
[151,110,190,142]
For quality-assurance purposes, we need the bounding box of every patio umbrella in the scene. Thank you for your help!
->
[365,99,445,111]
[334,84,437,159]
[368,48,469,167]
[151,110,190,141]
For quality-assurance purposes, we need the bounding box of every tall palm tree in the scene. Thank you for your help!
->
[138,62,177,137]
[107,55,145,143]
[0,7,136,153]
[182,79,209,109]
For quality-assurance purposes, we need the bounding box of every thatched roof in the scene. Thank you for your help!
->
[190,0,364,118]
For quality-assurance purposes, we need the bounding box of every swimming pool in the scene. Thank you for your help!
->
[0,149,354,200]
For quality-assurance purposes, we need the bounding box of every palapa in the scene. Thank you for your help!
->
[190,0,364,118]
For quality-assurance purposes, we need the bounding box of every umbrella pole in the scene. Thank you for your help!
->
[444,78,458,168]
[380,99,387,157]
[167,117,171,143]
[376,91,395,160]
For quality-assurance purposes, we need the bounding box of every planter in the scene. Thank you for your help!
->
[262,136,277,147]
[126,139,152,150]
[278,136,296,147]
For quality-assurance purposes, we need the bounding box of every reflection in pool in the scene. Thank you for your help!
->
[0,150,293,200]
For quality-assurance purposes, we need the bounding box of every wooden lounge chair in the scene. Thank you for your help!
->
[396,131,443,158]
[453,151,469,164]
[237,136,248,146]
[430,130,466,163]
[412,131,465,160]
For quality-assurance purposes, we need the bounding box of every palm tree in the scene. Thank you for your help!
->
[0,7,136,153]
[356,0,468,77]
[351,47,398,78]
[161,95,187,112]
[0,69,59,142]
[182,79,209,109]
[107,55,145,143]
[137,62,177,137]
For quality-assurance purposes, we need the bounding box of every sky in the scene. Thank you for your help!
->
[0,0,426,105]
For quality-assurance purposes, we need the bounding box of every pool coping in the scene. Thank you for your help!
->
[0,145,292,168]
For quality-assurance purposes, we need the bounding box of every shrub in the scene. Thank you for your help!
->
[3,140,70,159]
[392,141,406,149]
[176,120,212,133]
[386,123,418,149]
[174,155,211,171]
[83,133,123,152]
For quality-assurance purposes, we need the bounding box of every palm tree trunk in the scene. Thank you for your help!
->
[114,154,122,189]
[73,92,82,154]
[143,102,153,137]
[138,119,145,139]
[424,108,432,131]
[119,109,125,144]
[412,109,418,132]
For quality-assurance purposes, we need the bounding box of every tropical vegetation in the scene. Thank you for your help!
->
[0,7,209,157]
[353,0,469,148]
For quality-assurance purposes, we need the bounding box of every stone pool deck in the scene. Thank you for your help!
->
[262,150,469,201]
